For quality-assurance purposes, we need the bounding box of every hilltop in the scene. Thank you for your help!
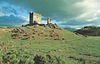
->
[11,25,64,40]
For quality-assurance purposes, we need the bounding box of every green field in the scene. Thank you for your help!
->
[0,26,100,64]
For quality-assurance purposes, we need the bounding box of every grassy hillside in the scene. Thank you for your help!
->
[0,26,100,64]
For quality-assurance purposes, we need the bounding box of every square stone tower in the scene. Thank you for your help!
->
[29,12,41,25]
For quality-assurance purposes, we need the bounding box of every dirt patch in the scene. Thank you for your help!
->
[0,28,12,33]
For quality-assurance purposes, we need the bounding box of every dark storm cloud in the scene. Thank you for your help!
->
[0,0,83,21]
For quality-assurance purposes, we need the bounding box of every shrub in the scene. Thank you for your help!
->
[2,49,65,64]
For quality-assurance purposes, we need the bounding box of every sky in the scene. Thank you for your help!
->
[0,0,100,29]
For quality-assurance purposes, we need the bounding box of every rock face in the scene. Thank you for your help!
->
[10,26,64,40]
[47,23,60,29]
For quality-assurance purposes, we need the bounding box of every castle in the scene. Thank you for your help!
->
[29,12,51,25]
[22,11,59,29]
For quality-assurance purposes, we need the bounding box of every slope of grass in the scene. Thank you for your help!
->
[0,26,100,64]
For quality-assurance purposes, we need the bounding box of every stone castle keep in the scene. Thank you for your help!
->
[29,12,42,25]
[29,12,51,25]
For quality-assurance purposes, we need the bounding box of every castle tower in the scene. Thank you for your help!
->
[29,11,34,25]
[47,17,52,24]
[29,12,42,25]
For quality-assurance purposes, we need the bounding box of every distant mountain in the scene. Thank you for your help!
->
[75,26,100,36]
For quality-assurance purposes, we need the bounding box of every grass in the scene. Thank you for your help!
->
[0,26,100,64]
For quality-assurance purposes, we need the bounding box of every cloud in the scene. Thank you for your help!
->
[0,2,28,27]
[3,0,99,22]
[0,15,27,27]
[0,0,84,21]
[75,0,100,21]
[60,19,100,29]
